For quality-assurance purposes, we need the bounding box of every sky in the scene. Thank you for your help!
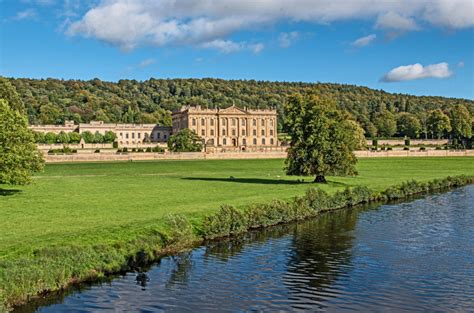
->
[0,0,473,99]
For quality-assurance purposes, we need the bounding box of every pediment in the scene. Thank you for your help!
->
[219,105,248,115]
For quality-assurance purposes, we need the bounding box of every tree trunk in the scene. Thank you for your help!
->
[314,175,327,183]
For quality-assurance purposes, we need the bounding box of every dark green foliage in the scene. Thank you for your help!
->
[145,147,152,152]
[0,77,24,113]
[47,147,77,154]
[372,139,378,146]
[81,131,94,143]
[104,131,117,143]
[5,77,473,138]
[405,138,411,146]
[284,94,358,182]
[152,146,165,152]
[94,149,100,153]
[168,129,203,152]
[112,141,118,148]
[69,132,81,144]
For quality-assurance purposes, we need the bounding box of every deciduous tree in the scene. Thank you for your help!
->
[167,129,203,152]
[284,94,358,183]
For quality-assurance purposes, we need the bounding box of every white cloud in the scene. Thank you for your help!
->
[458,61,465,68]
[278,32,300,48]
[375,12,419,31]
[66,0,474,51]
[138,58,155,68]
[351,34,376,47]
[381,62,453,82]
[200,39,263,54]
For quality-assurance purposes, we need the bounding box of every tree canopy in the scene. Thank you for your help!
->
[167,129,203,152]
[0,99,44,185]
[284,94,358,183]
[5,77,473,140]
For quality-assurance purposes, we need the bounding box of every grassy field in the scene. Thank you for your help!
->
[1,157,473,260]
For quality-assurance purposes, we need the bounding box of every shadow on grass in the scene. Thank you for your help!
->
[0,188,22,196]
[182,177,309,185]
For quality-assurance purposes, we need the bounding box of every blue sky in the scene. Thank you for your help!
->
[1,0,473,99]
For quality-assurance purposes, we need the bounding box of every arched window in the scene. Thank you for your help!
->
[261,130,265,136]
[262,138,266,145]
[223,138,227,145]
[253,138,257,145]
[270,138,274,145]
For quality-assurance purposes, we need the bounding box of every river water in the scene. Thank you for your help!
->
[17,185,474,312]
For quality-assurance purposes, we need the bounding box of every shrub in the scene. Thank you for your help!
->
[131,148,137,152]
[112,142,118,149]
[405,138,411,146]
[201,205,247,239]
[435,146,442,150]
[145,147,152,153]
[94,149,100,153]
[372,139,378,147]
[419,146,426,151]
[152,146,165,153]
[163,214,196,246]
[403,146,410,151]
[387,146,393,150]
[122,147,128,153]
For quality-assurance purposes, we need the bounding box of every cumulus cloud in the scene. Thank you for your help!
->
[66,0,474,51]
[375,12,419,31]
[278,32,300,48]
[381,62,453,82]
[351,34,376,47]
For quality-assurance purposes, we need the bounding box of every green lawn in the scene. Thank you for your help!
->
[1,157,473,260]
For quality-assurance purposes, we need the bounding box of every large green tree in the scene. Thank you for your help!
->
[284,94,358,183]
[427,109,451,139]
[167,129,203,152]
[0,100,44,185]
[450,105,472,140]
[373,110,397,137]
[397,112,421,138]
[0,78,24,113]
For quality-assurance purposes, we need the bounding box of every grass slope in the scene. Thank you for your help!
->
[1,157,473,260]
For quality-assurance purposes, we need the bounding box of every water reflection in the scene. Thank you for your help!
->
[14,186,474,312]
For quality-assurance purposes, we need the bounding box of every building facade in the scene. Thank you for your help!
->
[172,105,278,149]
[30,105,278,150]
[30,121,171,147]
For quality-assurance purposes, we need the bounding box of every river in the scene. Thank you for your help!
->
[17,185,474,312]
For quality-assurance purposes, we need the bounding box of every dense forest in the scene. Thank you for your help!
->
[6,77,474,140]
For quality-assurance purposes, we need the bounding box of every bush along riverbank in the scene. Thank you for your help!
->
[3,175,474,311]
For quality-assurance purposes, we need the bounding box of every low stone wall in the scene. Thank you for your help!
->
[43,149,474,163]
[365,139,449,146]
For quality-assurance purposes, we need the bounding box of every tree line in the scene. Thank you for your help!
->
[33,130,117,144]
[4,77,474,141]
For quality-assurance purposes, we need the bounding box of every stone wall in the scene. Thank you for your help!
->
[43,149,474,163]
[365,139,449,145]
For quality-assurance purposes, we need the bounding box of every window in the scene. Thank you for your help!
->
[270,119,274,126]
[192,118,196,126]
[243,138,246,145]
[222,118,226,126]
[242,130,246,136]
[270,130,273,136]
[222,129,226,136]
[270,138,274,145]
[261,130,265,136]
[164,134,167,139]
[262,138,266,145]
[232,129,236,136]
[242,119,246,126]
[120,132,123,138]
[223,138,227,145]
[210,119,214,126]
[201,129,205,136]
[126,133,129,139]
[157,133,161,139]
[253,119,256,126]
[261,119,265,126]
[132,133,135,139]
[253,138,257,145]
[210,129,214,136]
[253,129,257,136]
[138,133,141,139]
[201,119,205,126]
[232,119,236,126]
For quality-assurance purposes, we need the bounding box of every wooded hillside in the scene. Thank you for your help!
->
[7,77,474,139]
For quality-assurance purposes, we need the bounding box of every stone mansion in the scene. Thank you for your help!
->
[30,105,279,149]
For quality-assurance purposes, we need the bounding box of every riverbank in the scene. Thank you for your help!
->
[1,158,474,310]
